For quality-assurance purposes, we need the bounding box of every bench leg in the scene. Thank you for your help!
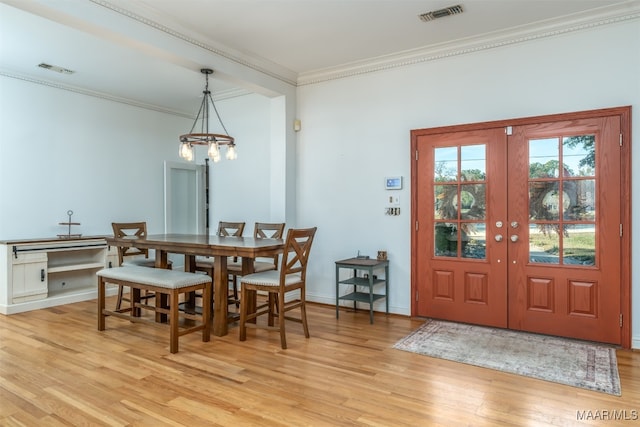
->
[170,291,179,353]
[98,277,106,331]
[132,287,141,317]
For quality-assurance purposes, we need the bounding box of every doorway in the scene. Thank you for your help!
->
[163,161,207,234]
[410,107,631,347]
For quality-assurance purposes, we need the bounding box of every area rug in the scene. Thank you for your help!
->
[393,319,621,396]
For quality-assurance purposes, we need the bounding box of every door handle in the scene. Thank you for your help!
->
[510,235,519,242]
[495,234,503,242]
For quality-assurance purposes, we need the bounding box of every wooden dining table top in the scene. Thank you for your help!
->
[106,233,284,257]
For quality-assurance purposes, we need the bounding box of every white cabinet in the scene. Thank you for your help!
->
[0,237,113,314]
[11,252,48,303]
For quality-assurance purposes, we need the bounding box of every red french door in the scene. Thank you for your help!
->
[412,108,630,346]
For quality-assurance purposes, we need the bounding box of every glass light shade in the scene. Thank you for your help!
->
[179,142,194,162]
[226,144,237,160]
[208,142,221,162]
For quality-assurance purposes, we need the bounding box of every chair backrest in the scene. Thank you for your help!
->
[254,222,285,239]
[278,227,317,284]
[111,222,149,266]
[254,222,286,267]
[218,221,245,237]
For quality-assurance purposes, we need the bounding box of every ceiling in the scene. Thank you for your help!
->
[1,0,636,116]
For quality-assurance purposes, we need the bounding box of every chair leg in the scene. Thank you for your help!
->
[268,293,276,327]
[300,286,310,339]
[232,275,239,308]
[239,286,247,341]
[116,284,124,311]
[300,299,310,339]
[278,291,287,349]
[98,278,106,331]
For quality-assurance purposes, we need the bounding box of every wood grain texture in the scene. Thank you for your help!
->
[1,299,639,426]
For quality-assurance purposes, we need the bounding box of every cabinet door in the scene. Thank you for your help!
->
[106,246,119,268]
[12,252,48,303]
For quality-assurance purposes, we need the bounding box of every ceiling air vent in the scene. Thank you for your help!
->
[419,4,464,22]
[38,63,75,74]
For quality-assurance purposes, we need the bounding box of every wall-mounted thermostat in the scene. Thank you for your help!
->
[385,176,403,190]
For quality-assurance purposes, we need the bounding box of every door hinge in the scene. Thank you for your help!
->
[620,224,623,237]
[505,126,513,135]
[620,313,623,327]
[416,290,419,302]
[415,150,419,160]
[415,221,419,231]
[619,133,623,147]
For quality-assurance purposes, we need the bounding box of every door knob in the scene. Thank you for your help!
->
[511,221,519,228]
[510,235,519,242]
[495,234,503,242]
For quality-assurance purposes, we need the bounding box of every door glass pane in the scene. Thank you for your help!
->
[529,138,560,178]
[459,184,485,220]
[563,135,595,177]
[529,224,560,264]
[433,145,486,260]
[434,185,458,220]
[563,179,596,221]
[563,224,595,266]
[460,145,486,181]
[435,223,458,257]
[529,182,562,220]
[461,222,486,259]
[434,147,458,182]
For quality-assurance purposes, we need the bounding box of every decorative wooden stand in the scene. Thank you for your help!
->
[58,210,82,239]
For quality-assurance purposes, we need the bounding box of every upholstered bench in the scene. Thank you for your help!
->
[96,266,212,353]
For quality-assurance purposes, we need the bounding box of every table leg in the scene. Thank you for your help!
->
[213,255,228,336]
[154,250,169,268]
[155,250,169,322]
[184,255,197,307]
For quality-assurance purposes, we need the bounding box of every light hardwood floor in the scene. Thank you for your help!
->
[1,297,639,426]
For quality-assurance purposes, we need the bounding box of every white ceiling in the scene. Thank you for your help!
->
[1,0,636,116]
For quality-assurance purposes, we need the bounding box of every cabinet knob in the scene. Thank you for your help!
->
[41,268,45,282]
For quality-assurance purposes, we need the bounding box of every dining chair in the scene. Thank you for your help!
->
[226,222,286,306]
[111,222,172,310]
[195,221,245,309]
[238,227,317,349]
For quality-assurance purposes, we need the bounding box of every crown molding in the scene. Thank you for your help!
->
[0,70,195,117]
[91,0,298,87]
[297,2,640,86]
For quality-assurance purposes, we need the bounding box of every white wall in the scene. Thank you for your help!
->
[0,78,273,240]
[296,20,640,346]
[0,76,188,238]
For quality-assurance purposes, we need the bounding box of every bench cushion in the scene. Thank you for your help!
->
[97,266,211,289]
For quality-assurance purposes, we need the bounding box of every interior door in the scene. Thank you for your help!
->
[412,111,626,345]
[414,128,508,327]
[163,161,206,234]
[507,117,621,344]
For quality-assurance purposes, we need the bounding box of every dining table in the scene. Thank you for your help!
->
[105,233,285,336]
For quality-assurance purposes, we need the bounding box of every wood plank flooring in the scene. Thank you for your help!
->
[1,298,639,426]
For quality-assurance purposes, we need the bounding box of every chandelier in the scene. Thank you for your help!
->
[179,68,237,162]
